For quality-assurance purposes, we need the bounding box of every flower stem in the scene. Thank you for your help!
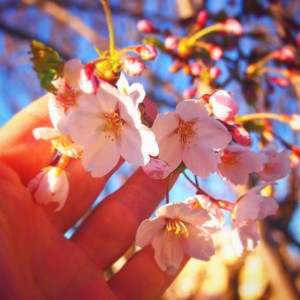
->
[101,0,116,56]
[166,172,173,204]
[238,112,289,123]
[187,24,221,46]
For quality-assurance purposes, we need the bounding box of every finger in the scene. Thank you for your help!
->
[109,246,186,300]
[0,95,53,185]
[0,95,120,232]
[45,158,122,233]
[71,168,177,270]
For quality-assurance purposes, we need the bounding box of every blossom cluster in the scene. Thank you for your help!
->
[27,6,295,276]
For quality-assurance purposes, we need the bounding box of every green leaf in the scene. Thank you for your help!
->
[30,40,64,92]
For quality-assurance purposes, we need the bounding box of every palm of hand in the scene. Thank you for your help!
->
[0,96,176,300]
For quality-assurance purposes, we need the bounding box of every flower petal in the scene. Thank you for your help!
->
[152,112,179,143]
[135,217,165,247]
[183,145,217,178]
[158,133,182,172]
[82,136,120,177]
[182,226,215,260]
[194,118,231,149]
[231,221,259,256]
[152,231,184,275]
[176,100,209,121]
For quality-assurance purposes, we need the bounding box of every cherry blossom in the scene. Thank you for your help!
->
[186,194,225,229]
[63,80,159,177]
[208,90,239,122]
[257,148,291,181]
[231,184,279,256]
[136,202,217,275]
[217,145,263,185]
[28,166,69,212]
[152,99,231,178]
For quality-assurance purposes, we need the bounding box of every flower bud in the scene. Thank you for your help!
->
[164,35,179,51]
[78,62,99,94]
[142,158,171,179]
[209,66,221,79]
[209,90,238,122]
[137,19,157,33]
[190,62,202,76]
[288,114,300,130]
[183,87,197,99]
[28,166,69,211]
[136,44,158,61]
[272,46,296,62]
[209,44,223,60]
[122,56,146,77]
[269,76,290,87]
[196,10,208,29]
[227,123,252,146]
[221,19,243,35]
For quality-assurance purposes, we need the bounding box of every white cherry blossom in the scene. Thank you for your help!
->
[152,99,231,178]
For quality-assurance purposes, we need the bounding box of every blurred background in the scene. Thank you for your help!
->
[1,0,300,299]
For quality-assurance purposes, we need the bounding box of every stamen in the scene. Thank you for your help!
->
[178,120,195,147]
[221,150,239,169]
[165,218,189,240]
[52,134,82,158]
[55,82,80,109]
[104,112,123,140]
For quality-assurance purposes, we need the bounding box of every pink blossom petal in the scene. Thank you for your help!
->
[156,202,192,218]
[176,100,209,121]
[183,145,217,178]
[195,118,231,149]
[67,110,105,145]
[152,112,179,143]
[231,221,259,256]
[157,133,182,172]
[121,126,150,166]
[152,232,184,275]
[135,217,165,247]
[82,137,120,177]
[257,197,279,220]
[234,194,262,222]
[180,209,212,228]
[182,226,215,260]
[63,58,83,88]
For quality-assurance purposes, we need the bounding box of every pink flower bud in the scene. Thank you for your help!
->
[209,45,223,60]
[78,63,99,94]
[182,87,197,99]
[227,123,252,146]
[196,10,208,28]
[209,66,221,79]
[136,44,158,60]
[164,35,179,51]
[272,46,296,62]
[28,167,69,211]
[222,19,243,35]
[289,114,300,130]
[190,62,202,76]
[209,90,239,122]
[122,56,145,77]
[269,76,290,87]
[142,158,171,179]
[137,19,157,33]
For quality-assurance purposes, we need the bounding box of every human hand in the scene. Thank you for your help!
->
[0,95,180,300]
